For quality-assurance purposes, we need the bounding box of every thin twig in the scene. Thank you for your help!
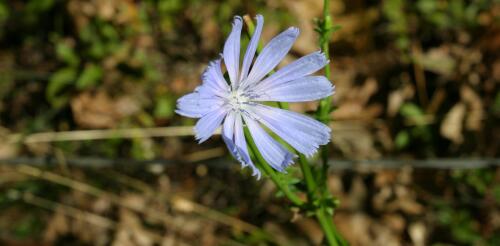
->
[7,126,210,144]
[22,192,117,229]
[412,43,429,108]
[182,147,226,162]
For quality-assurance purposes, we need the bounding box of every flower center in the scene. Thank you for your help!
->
[226,90,249,111]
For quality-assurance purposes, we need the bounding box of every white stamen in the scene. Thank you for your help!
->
[226,90,249,111]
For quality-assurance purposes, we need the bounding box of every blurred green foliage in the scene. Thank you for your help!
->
[383,0,494,48]
[431,169,500,245]
[395,103,432,151]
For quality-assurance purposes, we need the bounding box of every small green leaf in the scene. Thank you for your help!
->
[154,96,174,118]
[275,190,285,198]
[395,130,410,149]
[330,24,342,33]
[101,24,119,40]
[493,92,500,114]
[400,103,426,125]
[416,0,437,14]
[493,185,500,204]
[56,42,79,66]
[76,63,102,89]
[89,41,106,59]
[0,2,8,23]
[154,97,174,118]
[46,67,77,107]
[26,0,55,12]
[287,178,301,185]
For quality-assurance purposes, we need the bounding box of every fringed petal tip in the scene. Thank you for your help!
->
[174,109,196,118]
[287,27,300,37]
[252,15,264,27]
[314,50,328,61]
[239,160,262,180]
[250,168,262,180]
[240,153,263,179]
[201,59,221,79]
[194,132,208,144]
[303,148,321,158]
[232,16,243,25]
[271,152,296,174]
[280,153,296,172]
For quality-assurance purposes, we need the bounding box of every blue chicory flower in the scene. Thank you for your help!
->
[176,15,335,179]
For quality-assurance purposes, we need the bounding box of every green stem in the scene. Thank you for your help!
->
[316,208,340,246]
[298,154,316,197]
[244,127,304,207]
[317,0,333,130]
[315,1,348,245]
[326,216,347,245]
[316,0,335,192]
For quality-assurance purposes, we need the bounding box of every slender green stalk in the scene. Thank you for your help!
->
[316,208,340,246]
[244,128,304,207]
[316,0,335,190]
[315,1,348,245]
[317,6,333,121]
[243,11,346,246]
[314,18,346,246]
[298,154,317,198]
[327,216,348,246]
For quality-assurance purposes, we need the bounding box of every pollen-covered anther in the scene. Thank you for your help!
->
[226,90,249,111]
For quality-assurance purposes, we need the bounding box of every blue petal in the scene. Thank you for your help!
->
[253,76,334,102]
[247,104,330,157]
[194,108,227,143]
[243,114,295,172]
[242,27,300,88]
[222,112,261,179]
[234,114,261,178]
[175,90,224,118]
[222,111,237,158]
[253,51,328,92]
[239,15,264,83]
[223,16,243,89]
[201,59,230,96]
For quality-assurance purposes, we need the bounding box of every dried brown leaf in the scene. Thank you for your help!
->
[460,85,484,131]
[440,103,466,144]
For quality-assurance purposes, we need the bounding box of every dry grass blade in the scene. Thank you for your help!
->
[22,192,117,229]
[7,126,218,144]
